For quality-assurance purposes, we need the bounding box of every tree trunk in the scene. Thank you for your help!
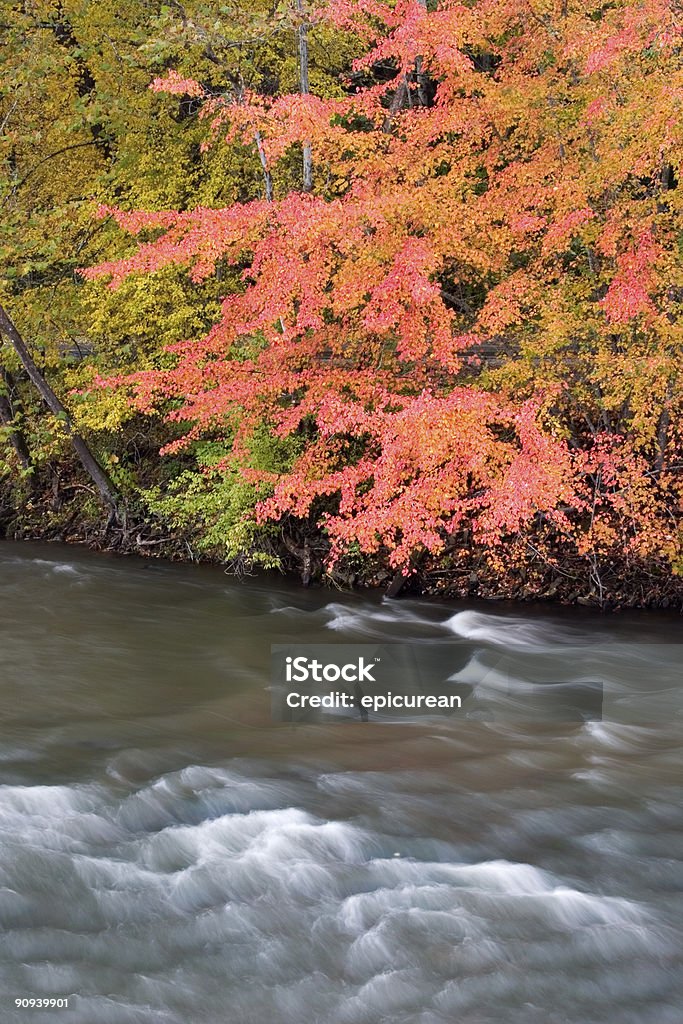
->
[296,0,313,192]
[385,565,411,598]
[0,304,118,511]
[282,530,317,586]
[383,0,429,133]
[414,0,429,108]
[655,395,671,473]
[254,129,273,202]
[382,75,410,134]
[385,549,426,598]
[0,368,32,471]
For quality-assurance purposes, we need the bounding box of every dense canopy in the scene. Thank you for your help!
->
[1,0,682,604]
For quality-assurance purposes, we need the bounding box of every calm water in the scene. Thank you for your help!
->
[0,542,681,1023]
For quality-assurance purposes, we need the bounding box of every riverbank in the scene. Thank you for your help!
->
[3,475,682,613]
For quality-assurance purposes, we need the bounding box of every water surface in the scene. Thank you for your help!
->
[0,542,681,1023]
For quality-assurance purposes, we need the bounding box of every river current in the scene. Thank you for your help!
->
[0,542,681,1023]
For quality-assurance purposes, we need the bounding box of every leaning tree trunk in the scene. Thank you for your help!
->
[0,304,118,512]
[296,0,313,192]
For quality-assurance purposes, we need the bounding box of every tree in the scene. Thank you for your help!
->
[0,0,358,530]
[84,0,683,583]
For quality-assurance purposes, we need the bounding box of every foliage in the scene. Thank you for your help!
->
[143,427,302,568]
[0,0,356,530]
[82,0,683,582]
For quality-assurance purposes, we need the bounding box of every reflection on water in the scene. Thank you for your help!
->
[0,542,681,1023]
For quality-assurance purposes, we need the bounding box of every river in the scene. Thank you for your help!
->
[0,542,681,1023]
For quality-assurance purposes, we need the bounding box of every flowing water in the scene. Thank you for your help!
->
[0,542,681,1023]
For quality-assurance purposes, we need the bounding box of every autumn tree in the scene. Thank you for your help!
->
[0,0,357,539]
[82,0,682,593]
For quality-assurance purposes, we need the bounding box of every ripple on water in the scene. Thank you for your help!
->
[0,765,678,1024]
